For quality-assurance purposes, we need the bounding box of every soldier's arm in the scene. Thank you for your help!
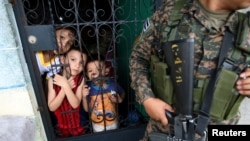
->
[129,18,155,104]
[129,0,175,125]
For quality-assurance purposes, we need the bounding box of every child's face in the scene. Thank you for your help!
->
[55,28,75,55]
[86,61,106,80]
[64,50,85,77]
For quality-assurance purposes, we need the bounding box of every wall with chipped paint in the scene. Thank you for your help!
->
[0,0,46,141]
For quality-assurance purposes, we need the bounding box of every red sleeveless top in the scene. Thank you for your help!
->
[53,74,85,137]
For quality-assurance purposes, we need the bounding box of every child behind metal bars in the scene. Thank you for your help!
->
[82,54,125,133]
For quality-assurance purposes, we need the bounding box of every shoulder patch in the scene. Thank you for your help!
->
[143,18,151,32]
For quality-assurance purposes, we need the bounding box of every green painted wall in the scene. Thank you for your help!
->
[115,0,154,90]
[115,0,154,119]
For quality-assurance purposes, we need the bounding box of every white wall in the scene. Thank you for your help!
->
[0,0,46,141]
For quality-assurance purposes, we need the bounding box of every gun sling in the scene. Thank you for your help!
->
[195,30,234,136]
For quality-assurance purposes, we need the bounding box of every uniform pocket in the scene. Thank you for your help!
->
[150,55,174,105]
[210,68,245,121]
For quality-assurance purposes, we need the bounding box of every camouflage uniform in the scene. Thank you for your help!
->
[129,0,245,140]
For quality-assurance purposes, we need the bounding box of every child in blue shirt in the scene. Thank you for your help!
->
[82,55,125,133]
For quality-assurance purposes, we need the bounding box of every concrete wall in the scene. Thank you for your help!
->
[0,0,46,141]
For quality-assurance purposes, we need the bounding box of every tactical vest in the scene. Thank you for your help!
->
[150,0,250,122]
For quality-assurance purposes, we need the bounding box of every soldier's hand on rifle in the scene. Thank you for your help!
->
[143,97,174,126]
[237,68,250,96]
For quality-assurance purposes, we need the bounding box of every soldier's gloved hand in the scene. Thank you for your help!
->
[143,97,174,126]
[236,68,250,96]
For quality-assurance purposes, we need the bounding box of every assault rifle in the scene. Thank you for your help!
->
[162,38,196,141]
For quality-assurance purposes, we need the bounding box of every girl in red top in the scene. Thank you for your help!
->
[47,46,87,137]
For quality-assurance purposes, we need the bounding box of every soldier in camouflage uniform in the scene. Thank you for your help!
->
[129,0,250,140]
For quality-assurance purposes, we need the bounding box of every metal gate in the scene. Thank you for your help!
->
[12,0,159,140]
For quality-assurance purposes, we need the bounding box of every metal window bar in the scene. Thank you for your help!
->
[13,0,160,140]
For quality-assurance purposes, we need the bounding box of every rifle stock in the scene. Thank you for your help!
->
[163,38,195,140]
